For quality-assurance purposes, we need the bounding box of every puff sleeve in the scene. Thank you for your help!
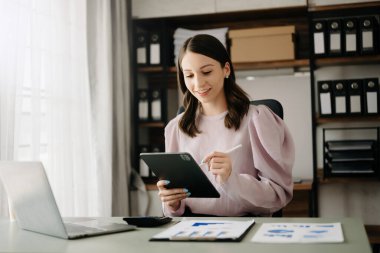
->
[219,105,295,214]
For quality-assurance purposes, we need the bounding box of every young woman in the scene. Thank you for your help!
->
[157,34,295,217]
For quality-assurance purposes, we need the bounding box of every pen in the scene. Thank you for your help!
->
[200,144,242,165]
[224,144,242,154]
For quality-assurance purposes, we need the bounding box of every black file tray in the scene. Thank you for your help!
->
[323,128,380,178]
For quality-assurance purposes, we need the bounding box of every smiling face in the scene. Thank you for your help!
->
[181,51,230,114]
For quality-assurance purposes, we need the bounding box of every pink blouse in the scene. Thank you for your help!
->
[163,105,295,216]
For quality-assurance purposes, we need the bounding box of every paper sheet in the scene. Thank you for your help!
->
[151,219,255,241]
[251,222,344,243]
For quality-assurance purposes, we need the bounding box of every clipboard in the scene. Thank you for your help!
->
[150,219,255,242]
[140,152,220,198]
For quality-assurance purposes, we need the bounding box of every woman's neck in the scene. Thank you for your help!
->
[200,98,227,116]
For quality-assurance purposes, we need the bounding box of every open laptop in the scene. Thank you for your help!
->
[0,161,136,239]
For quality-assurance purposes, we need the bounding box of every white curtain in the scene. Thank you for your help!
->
[0,0,131,217]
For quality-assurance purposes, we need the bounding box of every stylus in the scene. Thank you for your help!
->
[200,144,242,165]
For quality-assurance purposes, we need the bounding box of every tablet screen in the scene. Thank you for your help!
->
[140,152,220,198]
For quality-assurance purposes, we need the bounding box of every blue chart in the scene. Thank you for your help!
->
[252,223,344,243]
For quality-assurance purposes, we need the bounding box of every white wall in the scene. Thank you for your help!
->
[237,71,314,180]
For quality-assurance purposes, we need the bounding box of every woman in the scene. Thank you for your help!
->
[157,34,295,217]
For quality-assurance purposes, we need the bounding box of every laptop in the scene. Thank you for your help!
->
[0,161,136,239]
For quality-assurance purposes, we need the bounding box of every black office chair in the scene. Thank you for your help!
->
[177,99,284,217]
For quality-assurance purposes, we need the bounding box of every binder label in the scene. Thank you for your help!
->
[320,93,332,115]
[335,96,346,113]
[314,32,325,54]
[362,31,373,49]
[350,95,361,113]
[345,34,357,52]
[366,92,378,113]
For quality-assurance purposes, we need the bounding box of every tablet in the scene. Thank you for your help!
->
[140,152,220,198]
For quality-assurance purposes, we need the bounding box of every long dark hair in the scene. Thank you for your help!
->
[177,34,250,137]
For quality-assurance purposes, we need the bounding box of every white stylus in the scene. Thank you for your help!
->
[200,144,242,165]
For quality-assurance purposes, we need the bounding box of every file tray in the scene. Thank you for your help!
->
[323,127,380,178]
[324,140,378,177]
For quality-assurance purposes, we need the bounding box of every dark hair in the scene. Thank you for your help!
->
[177,34,250,137]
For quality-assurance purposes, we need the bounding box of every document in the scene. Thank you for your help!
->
[150,219,255,241]
[251,222,344,243]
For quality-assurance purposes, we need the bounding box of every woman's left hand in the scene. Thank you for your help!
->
[202,151,232,184]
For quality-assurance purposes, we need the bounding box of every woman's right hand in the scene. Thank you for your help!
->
[157,180,190,212]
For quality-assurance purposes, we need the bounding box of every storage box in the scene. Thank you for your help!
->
[229,26,295,63]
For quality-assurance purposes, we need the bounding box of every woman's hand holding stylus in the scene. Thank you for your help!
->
[201,144,242,184]
[202,152,232,184]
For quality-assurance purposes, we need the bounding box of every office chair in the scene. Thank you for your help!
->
[177,99,284,217]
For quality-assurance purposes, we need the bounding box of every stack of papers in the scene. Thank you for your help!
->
[251,222,344,243]
[150,219,255,241]
[173,27,229,65]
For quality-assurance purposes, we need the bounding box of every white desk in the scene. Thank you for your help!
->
[0,217,372,253]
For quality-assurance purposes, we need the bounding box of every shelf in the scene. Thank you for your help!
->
[137,66,164,73]
[308,1,380,12]
[317,169,380,184]
[365,225,380,244]
[316,115,380,124]
[139,122,165,128]
[314,55,380,68]
[234,59,309,71]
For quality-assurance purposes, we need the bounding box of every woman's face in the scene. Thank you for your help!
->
[181,51,230,106]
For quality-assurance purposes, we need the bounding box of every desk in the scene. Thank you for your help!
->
[0,217,371,253]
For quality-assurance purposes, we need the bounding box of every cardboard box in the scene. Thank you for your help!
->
[229,26,295,63]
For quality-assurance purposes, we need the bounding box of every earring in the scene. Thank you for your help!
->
[225,75,229,79]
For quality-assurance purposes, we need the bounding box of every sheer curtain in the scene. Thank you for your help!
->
[0,0,131,217]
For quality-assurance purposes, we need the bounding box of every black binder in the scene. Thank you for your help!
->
[363,78,379,115]
[359,16,378,54]
[327,19,342,56]
[149,31,161,65]
[347,79,363,115]
[332,80,348,115]
[318,81,333,116]
[343,18,358,56]
[312,20,327,56]
[150,89,162,121]
[136,30,148,65]
[138,89,149,121]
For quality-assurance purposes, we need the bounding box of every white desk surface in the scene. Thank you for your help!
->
[0,217,372,253]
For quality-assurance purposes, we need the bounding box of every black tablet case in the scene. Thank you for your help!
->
[140,152,220,198]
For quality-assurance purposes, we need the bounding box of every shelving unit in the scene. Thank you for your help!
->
[308,2,380,220]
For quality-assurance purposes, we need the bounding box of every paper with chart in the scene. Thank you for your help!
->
[150,219,255,241]
[251,223,344,243]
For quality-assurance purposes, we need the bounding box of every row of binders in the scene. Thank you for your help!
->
[312,15,379,57]
[135,27,229,66]
[138,89,163,121]
[318,78,379,116]
[139,145,162,177]
[324,139,378,177]
[136,30,161,65]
